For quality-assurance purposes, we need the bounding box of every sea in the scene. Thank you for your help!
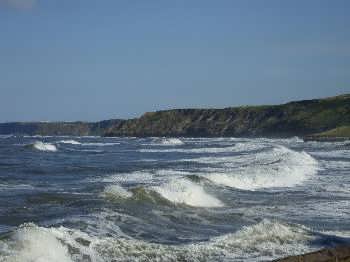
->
[0,135,349,261]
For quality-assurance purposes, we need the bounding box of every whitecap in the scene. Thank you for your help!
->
[205,146,318,190]
[102,185,133,199]
[30,141,57,152]
[0,219,315,262]
[0,223,73,262]
[159,138,185,146]
[57,140,81,145]
[152,178,223,207]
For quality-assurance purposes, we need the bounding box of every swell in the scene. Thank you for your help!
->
[101,178,223,208]
[202,145,319,190]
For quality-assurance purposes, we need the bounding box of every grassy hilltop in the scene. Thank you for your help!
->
[0,94,349,139]
[105,94,350,139]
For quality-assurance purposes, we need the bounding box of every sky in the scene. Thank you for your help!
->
[0,0,349,122]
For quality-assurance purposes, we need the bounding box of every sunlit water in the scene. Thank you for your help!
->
[0,136,349,261]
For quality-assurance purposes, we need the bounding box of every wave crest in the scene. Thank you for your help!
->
[101,178,222,207]
[102,185,133,200]
[1,223,72,262]
[29,141,57,152]
[152,178,223,207]
[205,146,318,190]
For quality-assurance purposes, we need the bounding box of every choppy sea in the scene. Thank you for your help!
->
[0,135,349,261]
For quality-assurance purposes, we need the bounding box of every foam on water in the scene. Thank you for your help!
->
[140,146,235,153]
[101,170,190,185]
[0,223,72,262]
[102,185,133,199]
[159,138,184,146]
[152,178,223,207]
[205,146,318,190]
[0,219,314,262]
[58,140,81,145]
[141,141,266,153]
[310,149,350,159]
[2,136,349,261]
[82,142,120,147]
[30,141,57,152]
[102,171,155,184]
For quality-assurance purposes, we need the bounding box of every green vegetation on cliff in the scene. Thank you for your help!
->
[0,94,349,138]
[313,125,350,137]
[104,94,350,138]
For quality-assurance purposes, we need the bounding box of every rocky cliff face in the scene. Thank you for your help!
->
[105,94,350,138]
[1,94,349,138]
[274,245,350,262]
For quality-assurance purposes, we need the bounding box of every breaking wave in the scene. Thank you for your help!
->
[0,223,72,262]
[28,141,57,152]
[205,146,318,190]
[102,185,133,199]
[0,219,314,262]
[152,178,223,207]
[102,178,222,208]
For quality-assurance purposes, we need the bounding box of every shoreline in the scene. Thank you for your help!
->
[274,245,350,262]
[0,94,349,138]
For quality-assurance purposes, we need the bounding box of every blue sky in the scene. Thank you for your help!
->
[0,0,349,122]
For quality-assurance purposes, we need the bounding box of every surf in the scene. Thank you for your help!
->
[203,145,319,190]
[27,141,58,152]
[0,219,315,262]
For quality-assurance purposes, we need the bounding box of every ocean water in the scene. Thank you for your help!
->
[0,136,349,261]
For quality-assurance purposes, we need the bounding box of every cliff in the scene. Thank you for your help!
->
[105,94,350,138]
[1,94,349,138]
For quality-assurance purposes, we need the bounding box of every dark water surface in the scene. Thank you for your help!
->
[0,136,349,261]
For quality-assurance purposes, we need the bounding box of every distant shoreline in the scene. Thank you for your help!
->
[1,94,349,139]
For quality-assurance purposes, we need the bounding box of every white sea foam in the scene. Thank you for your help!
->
[102,171,155,184]
[0,219,313,262]
[310,149,350,159]
[140,142,264,153]
[159,138,184,146]
[152,178,223,207]
[101,170,190,185]
[140,146,238,153]
[102,185,133,199]
[58,140,81,145]
[205,146,318,190]
[82,142,120,147]
[92,219,312,261]
[0,224,72,262]
[31,141,57,152]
